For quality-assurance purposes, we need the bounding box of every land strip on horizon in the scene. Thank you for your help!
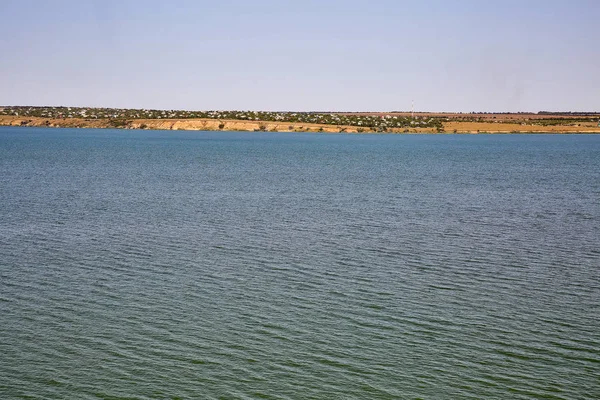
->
[1,106,599,133]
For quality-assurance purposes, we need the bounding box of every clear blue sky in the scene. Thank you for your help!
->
[1,0,598,112]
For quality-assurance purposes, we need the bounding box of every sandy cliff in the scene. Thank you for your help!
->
[1,115,599,133]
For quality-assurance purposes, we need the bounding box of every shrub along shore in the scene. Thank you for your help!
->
[1,107,599,133]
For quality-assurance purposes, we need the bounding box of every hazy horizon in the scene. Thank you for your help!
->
[1,0,599,112]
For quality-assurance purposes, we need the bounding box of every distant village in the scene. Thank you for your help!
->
[0,106,444,131]
[2,106,598,131]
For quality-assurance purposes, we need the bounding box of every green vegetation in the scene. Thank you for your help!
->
[108,118,129,128]
[522,118,595,127]
[0,106,444,130]
[6,106,596,131]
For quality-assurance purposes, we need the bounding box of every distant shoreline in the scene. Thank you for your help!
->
[1,115,599,134]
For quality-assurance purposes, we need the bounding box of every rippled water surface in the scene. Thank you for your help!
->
[1,128,599,399]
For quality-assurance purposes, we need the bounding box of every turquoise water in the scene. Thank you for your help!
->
[1,127,599,399]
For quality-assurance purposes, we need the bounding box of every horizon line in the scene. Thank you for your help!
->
[2,105,600,115]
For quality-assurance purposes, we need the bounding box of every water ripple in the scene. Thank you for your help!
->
[1,129,599,399]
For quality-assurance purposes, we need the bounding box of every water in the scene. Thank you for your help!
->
[1,127,599,399]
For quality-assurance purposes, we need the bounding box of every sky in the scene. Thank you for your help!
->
[1,0,599,112]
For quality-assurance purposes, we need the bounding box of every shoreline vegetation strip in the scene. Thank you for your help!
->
[1,106,599,133]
